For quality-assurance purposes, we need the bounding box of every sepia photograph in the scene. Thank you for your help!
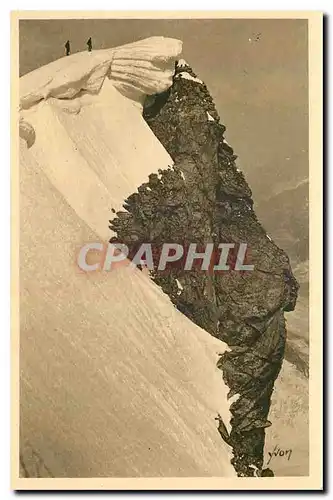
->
[12,11,323,490]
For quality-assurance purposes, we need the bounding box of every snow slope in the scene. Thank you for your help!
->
[19,38,235,478]
[19,38,182,241]
[19,138,235,477]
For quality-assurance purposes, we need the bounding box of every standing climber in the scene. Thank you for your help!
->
[87,37,92,52]
[65,40,70,56]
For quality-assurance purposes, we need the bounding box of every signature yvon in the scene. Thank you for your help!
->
[267,445,292,465]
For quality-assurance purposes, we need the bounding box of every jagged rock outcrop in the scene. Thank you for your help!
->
[110,60,299,476]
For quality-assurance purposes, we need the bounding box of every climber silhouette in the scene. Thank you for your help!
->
[87,37,92,52]
[65,40,70,56]
[65,40,71,56]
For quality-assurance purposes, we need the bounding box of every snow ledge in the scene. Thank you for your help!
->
[20,37,183,111]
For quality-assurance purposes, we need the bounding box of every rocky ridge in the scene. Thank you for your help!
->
[110,59,299,476]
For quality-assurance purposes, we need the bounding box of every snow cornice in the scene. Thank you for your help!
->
[20,36,183,111]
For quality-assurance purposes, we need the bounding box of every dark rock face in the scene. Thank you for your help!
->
[110,61,299,476]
